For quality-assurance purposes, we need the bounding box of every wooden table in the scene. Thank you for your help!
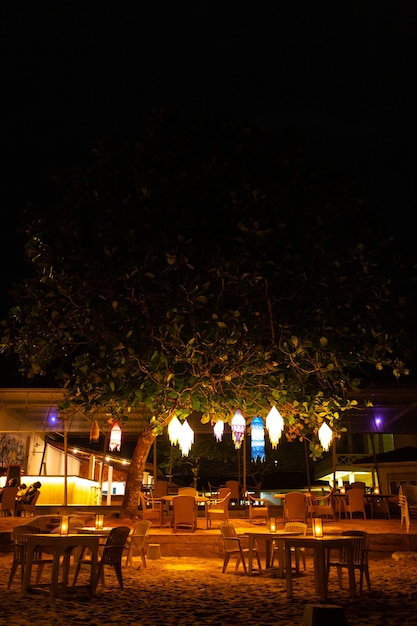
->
[283,535,357,601]
[242,530,303,576]
[22,533,101,597]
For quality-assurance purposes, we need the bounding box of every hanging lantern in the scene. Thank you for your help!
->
[168,416,182,445]
[213,419,224,442]
[318,422,333,451]
[109,422,122,452]
[178,419,194,456]
[231,409,246,449]
[266,406,284,449]
[89,420,100,443]
[251,416,265,462]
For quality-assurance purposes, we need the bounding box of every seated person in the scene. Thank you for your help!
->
[15,481,41,516]
[16,483,28,501]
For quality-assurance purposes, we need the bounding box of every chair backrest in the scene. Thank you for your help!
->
[225,481,241,501]
[284,521,307,536]
[131,519,151,540]
[101,526,131,565]
[284,492,307,522]
[13,525,42,543]
[346,488,366,513]
[218,522,240,552]
[341,530,368,564]
[1,486,18,512]
[217,487,231,500]
[21,490,40,512]
[178,487,197,496]
[172,495,196,526]
[349,482,366,491]
[153,481,168,498]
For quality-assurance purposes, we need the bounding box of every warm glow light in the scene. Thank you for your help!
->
[95,514,104,529]
[318,422,333,451]
[178,419,194,456]
[89,419,100,443]
[251,416,265,462]
[313,518,323,538]
[266,406,284,448]
[213,420,224,442]
[269,518,277,533]
[374,486,380,495]
[231,410,246,449]
[109,422,122,452]
[168,416,182,445]
[60,515,69,535]
[340,485,346,494]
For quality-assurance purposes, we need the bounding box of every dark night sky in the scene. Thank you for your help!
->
[1,1,417,315]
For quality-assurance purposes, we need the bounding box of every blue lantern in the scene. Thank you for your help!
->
[251,416,265,462]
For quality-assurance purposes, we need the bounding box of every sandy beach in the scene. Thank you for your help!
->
[1,540,417,625]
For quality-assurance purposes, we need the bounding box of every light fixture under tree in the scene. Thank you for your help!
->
[168,416,182,445]
[250,416,265,462]
[213,419,224,442]
[266,406,284,448]
[178,419,194,456]
[318,422,333,451]
[231,409,246,449]
[109,422,122,452]
[89,420,100,443]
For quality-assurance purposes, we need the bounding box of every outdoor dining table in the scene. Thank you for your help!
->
[282,535,357,601]
[22,533,102,597]
[242,530,304,576]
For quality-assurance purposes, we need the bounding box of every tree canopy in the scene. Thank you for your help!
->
[1,110,414,513]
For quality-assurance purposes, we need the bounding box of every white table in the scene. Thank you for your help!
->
[22,533,101,597]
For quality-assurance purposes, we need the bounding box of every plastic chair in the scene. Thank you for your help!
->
[327,530,371,594]
[206,492,231,528]
[172,495,197,532]
[7,525,54,589]
[73,526,131,591]
[219,522,261,575]
[307,491,335,519]
[139,491,164,526]
[283,492,308,523]
[248,493,269,524]
[271,522,308,572]
[125,520,151,568]
[345,488,367,519]
[225,480,242,506]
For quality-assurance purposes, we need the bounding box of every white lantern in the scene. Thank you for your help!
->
[178,419,194,456]
[231,409,246,449]
[318,422,333,451]
[168,416,182,445]
[213,419,224,442]
[109,422,122,452]
[266,406,284,449]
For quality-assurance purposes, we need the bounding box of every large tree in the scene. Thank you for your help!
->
[1,110,412,516]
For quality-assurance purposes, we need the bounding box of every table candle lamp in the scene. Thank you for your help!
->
[60,515,69,535]
[95,514,104,530]
[374,486,380,495]
[269,518,277,533]
[340,485,346,494]
[313,518,323,538]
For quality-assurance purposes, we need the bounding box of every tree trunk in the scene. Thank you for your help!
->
[121,428,155,517]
